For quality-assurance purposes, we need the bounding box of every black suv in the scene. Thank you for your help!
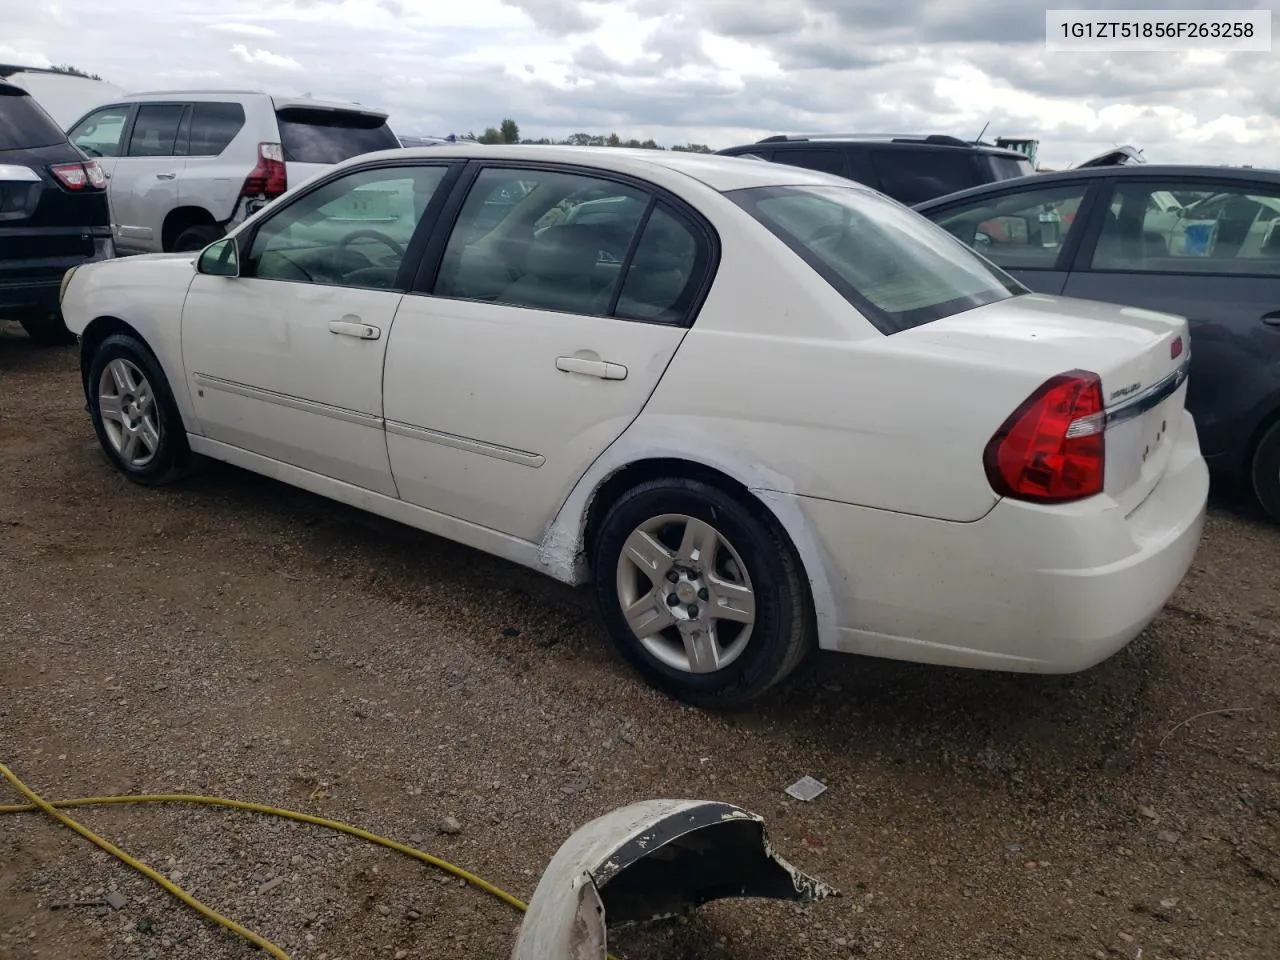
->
[715,134,1034,205]
[1,78,113,344]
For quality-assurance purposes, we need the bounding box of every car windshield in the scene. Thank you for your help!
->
[729,184,1025,333]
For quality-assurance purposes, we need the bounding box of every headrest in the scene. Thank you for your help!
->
[524,226,600,280]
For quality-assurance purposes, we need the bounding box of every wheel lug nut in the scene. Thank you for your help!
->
[666,594,679,606]
[688,603,699,618]
[697,587,708,601]
[665,570,679,583]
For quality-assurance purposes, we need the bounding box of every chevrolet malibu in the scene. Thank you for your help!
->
[57,145,1209,707]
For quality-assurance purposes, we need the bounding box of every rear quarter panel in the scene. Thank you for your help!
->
[62,254,202,432]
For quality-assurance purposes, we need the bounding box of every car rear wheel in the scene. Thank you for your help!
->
[592,477,815,708]
[88,333,192,486]
[18,312,75,346]
[172,224,223,252]
[1250,419,1280,522]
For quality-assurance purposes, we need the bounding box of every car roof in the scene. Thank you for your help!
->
[350,143,870,194]
[913,163,1280,210]
[115,89,387,118]
[723,134,1028,160]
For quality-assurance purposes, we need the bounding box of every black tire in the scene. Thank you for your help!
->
[172,224,223,252]
[87,332,192,486]
[1250,419,1280,522]
[592,477,815,708]
[18,312,75,346]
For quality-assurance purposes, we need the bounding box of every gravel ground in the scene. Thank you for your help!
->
[1,320,1278,960]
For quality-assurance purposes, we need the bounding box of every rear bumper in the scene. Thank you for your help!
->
[0,233,115,315]
[796,410,1209,673]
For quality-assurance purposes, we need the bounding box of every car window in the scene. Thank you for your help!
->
[275,107,400,165]
[0,87,68,151]
[67,105,130,158]
[613,204,706,323]
[432,167,651,316]
[246,164,451,290]
[772,149,846,177]
[931,183,1091,270]
[869,149,982,204]
[1092,181,1280,276]
[186,102,246,157]
[127,104,185,158]
[729,183,1023,334]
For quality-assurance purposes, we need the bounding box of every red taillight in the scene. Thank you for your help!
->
[241,142,287,199]
[49,161,104,191]
[983,370,1106,504]
[1170,335,1183,359]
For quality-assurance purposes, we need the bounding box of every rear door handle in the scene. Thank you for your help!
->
[1262,311,1280,326]
[155,172,176,180]
[556,356,627,380]
[329,320,381,340]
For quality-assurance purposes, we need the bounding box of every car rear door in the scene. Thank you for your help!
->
[921,178,1102,295]
[110,102,188,253]
[1061,175,1280,464]
[382,161,716,542]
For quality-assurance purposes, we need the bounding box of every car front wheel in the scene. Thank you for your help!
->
[88,333,192,485]
[592,477,815,708]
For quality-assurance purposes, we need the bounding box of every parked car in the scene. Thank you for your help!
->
[913,164,1280,520]
[715,133,1034,204]
[0,77,113,343]
[58,145,1206,706]
[65,90,399,254]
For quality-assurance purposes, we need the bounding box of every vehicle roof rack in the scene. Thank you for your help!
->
[756,133,974,148]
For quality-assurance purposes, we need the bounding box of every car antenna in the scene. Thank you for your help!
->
[973,121,990,145]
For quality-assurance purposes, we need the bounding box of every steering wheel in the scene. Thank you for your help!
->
[334,229,405,261]
[344,266,400,289]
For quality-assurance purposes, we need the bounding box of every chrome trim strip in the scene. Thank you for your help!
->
[0,163,40,182]
[385,419,545,468]
[192,373,384,428]
[1104,354,1191,428]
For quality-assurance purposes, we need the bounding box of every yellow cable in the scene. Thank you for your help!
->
[1,763,621,960]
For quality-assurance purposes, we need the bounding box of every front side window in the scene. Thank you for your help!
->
[730,184,1024,333]
[432,167,651,315]
[127,104,185,158]
[931,183,1092,270]
[68,105,131,158]
[246,164,450,289]
[1091,181,1280,276]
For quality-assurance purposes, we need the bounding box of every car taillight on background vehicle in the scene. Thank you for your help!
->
[241,142,287,200]
[49,160,106,191]
[983,370,1106,503]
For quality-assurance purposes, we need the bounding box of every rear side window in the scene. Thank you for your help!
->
[869,149,982,204]
[771,149,846,177]
[0,87,66,151]
[730,184,1023,334]
[275,108,400,164]
[187,102,245,156]
[128,104,185,158]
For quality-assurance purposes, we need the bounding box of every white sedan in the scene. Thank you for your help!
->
[58,144,1209,707]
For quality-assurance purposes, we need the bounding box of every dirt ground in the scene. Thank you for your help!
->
[1,319,1278,960]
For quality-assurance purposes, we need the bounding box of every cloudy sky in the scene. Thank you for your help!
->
[3,0,1277,168]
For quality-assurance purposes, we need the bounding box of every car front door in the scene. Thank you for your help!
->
[180,160,459,496]
[1061,176,1280,463]
[382,163,715,542]
[923,178,1101,294]
[110,102,188,253]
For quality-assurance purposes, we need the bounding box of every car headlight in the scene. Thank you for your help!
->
[59,265,79,305]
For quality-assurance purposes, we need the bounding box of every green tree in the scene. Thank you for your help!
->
[50,64,103,81]
[499,118,520,144]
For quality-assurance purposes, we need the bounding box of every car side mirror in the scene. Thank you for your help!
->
[196,237,240,278]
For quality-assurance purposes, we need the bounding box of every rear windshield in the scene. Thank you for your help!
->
[0,87,66,151]
[987,154,1035,180]
[729,184,1024,334]
[275,108,399,164]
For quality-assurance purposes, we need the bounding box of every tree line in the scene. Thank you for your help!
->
[470,118,712,154]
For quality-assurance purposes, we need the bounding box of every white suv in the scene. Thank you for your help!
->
[66,90,399,253]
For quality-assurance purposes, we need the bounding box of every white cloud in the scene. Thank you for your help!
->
[208,22,279,38]
[229,43,303,71]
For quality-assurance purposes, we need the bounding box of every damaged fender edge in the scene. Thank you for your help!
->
[510,799,837,960]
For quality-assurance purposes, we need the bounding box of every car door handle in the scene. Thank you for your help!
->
[329,320,381,340]
[556,356,627,380]
[155,172,176,180]
[1262,311,1280,327]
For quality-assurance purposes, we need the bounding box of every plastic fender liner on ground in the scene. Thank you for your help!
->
[2,764,834,960]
